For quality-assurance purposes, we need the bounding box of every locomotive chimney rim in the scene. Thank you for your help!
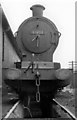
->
[30,4,45,17]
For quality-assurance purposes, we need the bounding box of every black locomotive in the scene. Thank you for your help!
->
[3,5,72,117]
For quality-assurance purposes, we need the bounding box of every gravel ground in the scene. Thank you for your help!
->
[55,87,76,117]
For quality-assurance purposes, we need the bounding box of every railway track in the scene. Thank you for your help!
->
[2,100,20,119]
[53,99,76,120]
[1,99,77,119]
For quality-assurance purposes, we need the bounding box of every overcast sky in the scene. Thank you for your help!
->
[1,0,76,69]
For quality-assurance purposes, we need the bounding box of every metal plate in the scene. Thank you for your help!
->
[22,61,54,69]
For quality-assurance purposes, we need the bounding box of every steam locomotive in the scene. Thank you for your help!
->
[3,4,72,117]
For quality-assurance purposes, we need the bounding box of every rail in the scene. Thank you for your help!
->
[53,98,77,120]
[1,100,20,119]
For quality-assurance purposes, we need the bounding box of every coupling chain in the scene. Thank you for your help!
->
[36,71,40,102]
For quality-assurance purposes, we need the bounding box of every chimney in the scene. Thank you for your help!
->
[30,4,45,17]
